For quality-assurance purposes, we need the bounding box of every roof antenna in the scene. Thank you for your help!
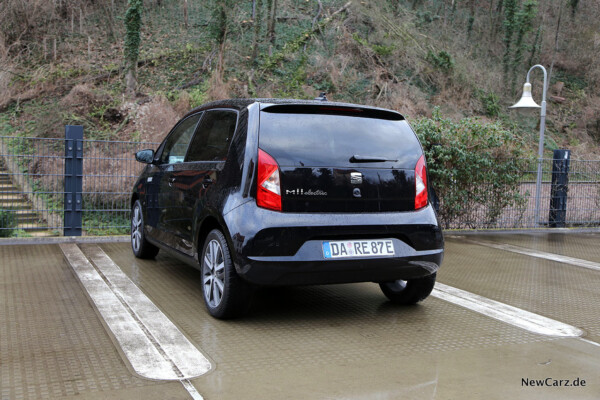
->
[315,92,327,101]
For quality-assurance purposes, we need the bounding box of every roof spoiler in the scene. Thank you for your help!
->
[261,104,404,121]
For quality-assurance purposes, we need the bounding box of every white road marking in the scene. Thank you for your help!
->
[60,243,212,381]
[465,239,600,272]
[432,283,584,337]
[579,338,600,348]
[181,380,205,400]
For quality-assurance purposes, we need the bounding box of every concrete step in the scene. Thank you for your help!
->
[16,223,49,232]
[1,210,48,224]
[26,230,60,237]
[0,197,28,208]
[0,192,27,199]
[12,209,38,216]
[0,203,32,210]
[0,191,26,196]
[15,215,44,224]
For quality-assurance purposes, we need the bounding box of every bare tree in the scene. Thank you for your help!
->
[252,0,263,63]
[183,0,188,29]
[266,0,277,55]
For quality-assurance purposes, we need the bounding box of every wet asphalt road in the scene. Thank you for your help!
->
[1,231,600,399]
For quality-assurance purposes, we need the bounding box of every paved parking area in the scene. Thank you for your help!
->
[1,231,600,399]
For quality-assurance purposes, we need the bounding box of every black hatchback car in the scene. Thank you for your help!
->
[131,99,444,319]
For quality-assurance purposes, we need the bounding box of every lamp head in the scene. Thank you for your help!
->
[509,82,541,109]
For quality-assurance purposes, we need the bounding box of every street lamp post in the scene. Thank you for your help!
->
[510,64,548,227]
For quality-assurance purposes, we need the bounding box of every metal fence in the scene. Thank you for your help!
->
[1,127,599,236]
[0,129,158,237]
[436,156,600,229]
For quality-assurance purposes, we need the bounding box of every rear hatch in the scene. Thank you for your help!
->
[258,104,423,212]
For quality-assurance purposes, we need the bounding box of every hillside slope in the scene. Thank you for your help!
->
[1,0,599,157]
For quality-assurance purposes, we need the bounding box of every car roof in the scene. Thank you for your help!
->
[183,98,404,119]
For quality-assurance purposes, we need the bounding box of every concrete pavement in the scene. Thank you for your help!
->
[1,232,600,399]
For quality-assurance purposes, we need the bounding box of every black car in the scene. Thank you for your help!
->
[131,98,444,319]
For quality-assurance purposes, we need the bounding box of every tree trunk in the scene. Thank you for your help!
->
[467,0,475,37]
[183,0,188,29]
[490,0,503,42]
[124,0,143,97]
[252,0,263,63]
[125,66,137,95]
[267,0,277,56]
[548,2,563,89]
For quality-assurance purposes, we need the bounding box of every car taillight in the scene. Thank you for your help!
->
[257,148,282,211]
[415,154,428,210]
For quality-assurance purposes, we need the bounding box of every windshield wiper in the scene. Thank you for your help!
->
[349,155,397,163]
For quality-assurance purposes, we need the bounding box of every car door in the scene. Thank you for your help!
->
[149,112,202,249]
[168,109,238,255]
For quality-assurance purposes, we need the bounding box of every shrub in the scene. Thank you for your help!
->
[0,210,17,237]
[476,89,501,117]
[411,108,533,228]
[426,50,454,73]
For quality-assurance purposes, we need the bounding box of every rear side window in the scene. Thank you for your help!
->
[159,113,202,164]
[186,110,238,162]
[258,111,422,168]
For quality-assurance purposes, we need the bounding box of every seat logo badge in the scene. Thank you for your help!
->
[353,188,362,198]
[350,172,362,185]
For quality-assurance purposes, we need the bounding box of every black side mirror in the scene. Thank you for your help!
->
[135,149,155,164]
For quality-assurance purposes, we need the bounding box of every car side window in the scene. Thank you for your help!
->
[185,110,238,162]
[158,113,202,164]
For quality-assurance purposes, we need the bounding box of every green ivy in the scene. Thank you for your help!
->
[511,1,537,93]
[124,0,143,71]
[502,0,518,78]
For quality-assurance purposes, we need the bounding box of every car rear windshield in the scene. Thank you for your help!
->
[258,108,422,168]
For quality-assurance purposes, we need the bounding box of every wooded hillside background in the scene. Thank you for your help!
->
[1,0,599,157]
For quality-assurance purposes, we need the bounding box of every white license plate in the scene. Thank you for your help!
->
[322,239,395,259]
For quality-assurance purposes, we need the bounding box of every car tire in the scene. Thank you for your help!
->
[201,229,253,319]
[131,200,159,259]
[379,273,437,305]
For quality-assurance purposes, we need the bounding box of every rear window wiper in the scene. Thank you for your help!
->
[349,155,397,163]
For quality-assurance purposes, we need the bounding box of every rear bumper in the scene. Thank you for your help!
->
[223,201,444,286]
[240,248,443,286]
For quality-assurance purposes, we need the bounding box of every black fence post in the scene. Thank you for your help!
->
[549,149,570,228]
[64,126,83,236]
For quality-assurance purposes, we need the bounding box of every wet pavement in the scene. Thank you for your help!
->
[2,231,600,399]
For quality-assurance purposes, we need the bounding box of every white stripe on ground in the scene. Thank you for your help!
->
[60,243,211,381]
[465,239,600,272]
[181,380,205,400]
[432,283,583,337]
[579,338,600,348]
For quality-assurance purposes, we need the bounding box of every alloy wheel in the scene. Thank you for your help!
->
[131,205,142,253]
[203,239,225,308]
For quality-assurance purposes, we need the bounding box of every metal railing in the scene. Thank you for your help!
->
[1,127,599,236]
[1,128,158,237]
[439,157,600,229]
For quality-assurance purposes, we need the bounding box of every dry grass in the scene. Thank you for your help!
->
[60,84,110,114]
[124,95,178,144]
[206,71,231,102]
